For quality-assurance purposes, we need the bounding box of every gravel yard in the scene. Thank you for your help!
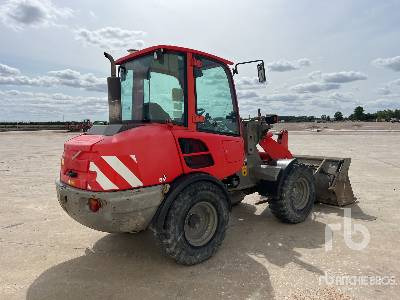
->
[0,130,399,299]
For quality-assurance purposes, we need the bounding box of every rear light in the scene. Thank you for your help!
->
[88,198,101,212]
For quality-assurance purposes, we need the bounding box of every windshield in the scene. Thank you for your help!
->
[120,52,187,125]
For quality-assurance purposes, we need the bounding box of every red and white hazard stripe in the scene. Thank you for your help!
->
[88,155,142,191]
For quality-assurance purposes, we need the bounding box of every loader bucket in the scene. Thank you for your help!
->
[295,155,356,206]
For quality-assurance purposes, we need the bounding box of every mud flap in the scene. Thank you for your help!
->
[295,155,356,206]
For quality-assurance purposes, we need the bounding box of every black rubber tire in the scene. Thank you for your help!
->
[229,191,246,206]
[157,181,229,265]
[269,163,315,224]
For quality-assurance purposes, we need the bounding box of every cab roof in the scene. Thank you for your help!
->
[115,45,234,66]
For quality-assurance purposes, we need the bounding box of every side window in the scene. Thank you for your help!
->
[195,58,239,135]
[121,69,134,121]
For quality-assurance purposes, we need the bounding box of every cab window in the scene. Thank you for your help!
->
[120,52,187,125]
[194,57,239,135]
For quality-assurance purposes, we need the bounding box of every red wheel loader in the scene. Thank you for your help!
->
[56,45,355,265]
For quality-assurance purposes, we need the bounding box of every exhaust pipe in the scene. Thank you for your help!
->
[104,52,117,77]
[104,52,121,124]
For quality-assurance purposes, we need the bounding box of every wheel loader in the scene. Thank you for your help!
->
[56,45,355,265]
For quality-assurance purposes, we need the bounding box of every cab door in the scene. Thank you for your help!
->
[173,55,244,180]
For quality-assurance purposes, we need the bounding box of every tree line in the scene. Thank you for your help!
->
[346,107,400,121]
[280,107,400,122]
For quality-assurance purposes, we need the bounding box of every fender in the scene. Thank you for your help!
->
[258,158,297,199]
[152,172,231,232]
[275,158,298,197]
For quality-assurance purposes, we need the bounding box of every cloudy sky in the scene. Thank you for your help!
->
[0,0,399,121]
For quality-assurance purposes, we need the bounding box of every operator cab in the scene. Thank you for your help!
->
[94,45,265,137]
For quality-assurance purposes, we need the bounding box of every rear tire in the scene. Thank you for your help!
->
[229,191,246,206]
[158,181,229,265]
[270,163,315,223]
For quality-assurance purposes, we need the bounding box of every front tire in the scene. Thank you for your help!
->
[270,163,315,223]
[158,181,229,265]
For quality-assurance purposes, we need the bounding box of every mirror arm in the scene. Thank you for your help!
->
[232,59,264,75]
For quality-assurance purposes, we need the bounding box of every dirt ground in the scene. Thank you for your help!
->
[0,128,399,300]
[273,120,400,132]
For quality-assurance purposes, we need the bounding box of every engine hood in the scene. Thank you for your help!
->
[60,124,183,191]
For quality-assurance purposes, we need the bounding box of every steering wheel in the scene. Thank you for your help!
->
[197,108,205,115]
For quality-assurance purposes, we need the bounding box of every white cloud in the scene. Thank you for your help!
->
[47,69,106,92]
[310,98,339,109]
[0,74,57,86]
[290,82,340,93]
[238,92,310,114]
[265,93,304,102]
[0,89,107,121]
[328,92,355,102]
[366,97,400,111]
[297,58,311,67]
[376,86,391,95]
[374,79,400,96]
[0,64,106,92]
[75,27,146,50]
[238,91,315,117]
[321,71,367,83]
[89,10,97,19]
[308,70,367,83]
[290,70,366,95]
[235,76,267,90]
[372,56,400,71]
[308,70,322,80]
[236,90,260,99]
[237,89,361,117]
[267,58,311,72]
[389,78,400,86]
[268,60,297,72]
[0,0,73,30]
[0,63,20,76]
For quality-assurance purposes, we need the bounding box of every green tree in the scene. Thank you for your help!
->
[334,111,343,121]
[353,106,365,121]
[365,113,377,121]
[377,109,393,121]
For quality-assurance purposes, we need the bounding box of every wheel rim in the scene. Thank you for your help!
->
[184,201,218,247]
[292,177,310,210]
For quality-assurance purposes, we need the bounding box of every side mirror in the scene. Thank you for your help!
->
[257,62,266,83]
[107,77,122,124]
[233,59,266,82]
